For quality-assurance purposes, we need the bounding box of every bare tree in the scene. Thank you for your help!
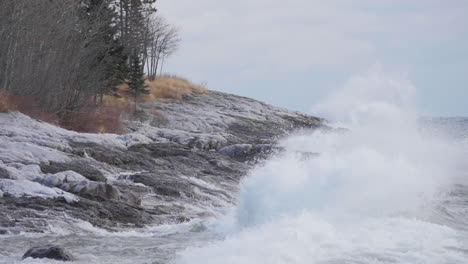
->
[0,0,126,118]
[145,16,180,80]
[0,0,178,123]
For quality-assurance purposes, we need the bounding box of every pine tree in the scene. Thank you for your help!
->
[126,52,149,112]
[83,0,127,104]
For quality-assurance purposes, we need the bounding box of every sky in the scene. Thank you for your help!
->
[157,0,468,117]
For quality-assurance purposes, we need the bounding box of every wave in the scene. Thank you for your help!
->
[175,67,468,264]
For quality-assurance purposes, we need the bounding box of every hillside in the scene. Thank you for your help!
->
[0,89,325,235]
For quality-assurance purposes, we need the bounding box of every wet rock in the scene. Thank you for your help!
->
[132,142,191,158]
[281,114,323,129]
[77,182,121,201]
[70,142,157,170]
[218,144,253,158]
[38,171,136,204]
[0,165,11,179]
[218,144,278,161]
[40,171,88,188]
[1,196,154,232]
[128,173,184,198]
[227,117,282,144]
[0,89,325,233]
[22,244,74,261]
[40,160,107,183]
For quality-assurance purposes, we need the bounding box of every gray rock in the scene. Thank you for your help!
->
[40,160,107,183]
[0,89,325,234]
[77,182,121,201]
[1,196,154,232]
[0,166,11,179]
[218,144,253,158]
[22,244,74,261]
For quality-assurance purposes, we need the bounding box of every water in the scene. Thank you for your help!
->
[176,68,468,264]
[2,68,468,263]
[175,123,468,263]
[0,219,219,263]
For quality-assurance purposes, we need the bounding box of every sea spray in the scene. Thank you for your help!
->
[175,68,468,264]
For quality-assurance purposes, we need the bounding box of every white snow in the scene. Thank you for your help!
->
[40,171,88,188]
[0,112,146,201]
[140,91,303,134]
[0,179,78,203]
[0,91,319,202]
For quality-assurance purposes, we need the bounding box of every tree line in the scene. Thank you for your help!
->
[0,0,179,120]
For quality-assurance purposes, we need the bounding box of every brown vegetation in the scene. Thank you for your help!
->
[60,105,130,134]
[146,75,208,101]
[1,76,207,134]
[106,75,208,104]
[0,91,14,113]
[0,90,58,123]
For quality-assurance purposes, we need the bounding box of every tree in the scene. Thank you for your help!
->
[145,16,180,80]
[126,52,149,112]
[0,0,178,123]
[84,0,127,104]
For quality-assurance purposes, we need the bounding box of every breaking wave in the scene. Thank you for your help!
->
[176,68,468,264]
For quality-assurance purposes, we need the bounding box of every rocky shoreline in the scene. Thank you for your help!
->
[0,90,325,236]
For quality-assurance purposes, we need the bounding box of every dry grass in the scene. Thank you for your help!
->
[109,75,208,102]
[0,90,126,133]
[0,75,205,133]
[61,75,207,133]
[0,90,16,113]
[62,104,130,134]
[146,75,208,101]
[0,90,59,123]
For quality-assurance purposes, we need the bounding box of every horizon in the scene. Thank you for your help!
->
[159,0,468,117]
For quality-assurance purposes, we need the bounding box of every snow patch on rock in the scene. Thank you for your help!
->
[0,179,78,203]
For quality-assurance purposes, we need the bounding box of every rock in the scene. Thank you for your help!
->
[128,173,183,198]
[0,165,11,179]
[41,171,88,188]
[218,144,279,161]
[78,182,121,201]
[38,172,136,204]
[281,114,323,129]
[0,89,325,234]
[22,244,74,261]
[40,160,107,183]
[218,144,253,158]
[70,142,156,170]
[1,196,155,232]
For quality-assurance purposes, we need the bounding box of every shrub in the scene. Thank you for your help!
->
[0,91,14,112]
[61,103,131,134]
[0,75,206,134]
[0,90,59,123]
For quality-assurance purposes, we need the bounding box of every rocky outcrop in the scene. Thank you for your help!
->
[0,89,325,234]
[22,245,74,261]
[0,165,11,179]
[218,143,278,161]
[40,160,107,182]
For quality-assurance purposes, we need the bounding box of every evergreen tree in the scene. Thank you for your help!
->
[83,0,127,104]
[126,52,149,112]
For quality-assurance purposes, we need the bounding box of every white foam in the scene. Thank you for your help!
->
[177,212,466,264]
[175,68,468,263]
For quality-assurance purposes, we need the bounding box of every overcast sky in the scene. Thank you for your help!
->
[158,0,468,117]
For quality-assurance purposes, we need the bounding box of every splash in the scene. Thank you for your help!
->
[176,68,468,264]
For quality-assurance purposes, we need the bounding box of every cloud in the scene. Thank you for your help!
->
[157,0,468,115]
[161,0,465,72]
